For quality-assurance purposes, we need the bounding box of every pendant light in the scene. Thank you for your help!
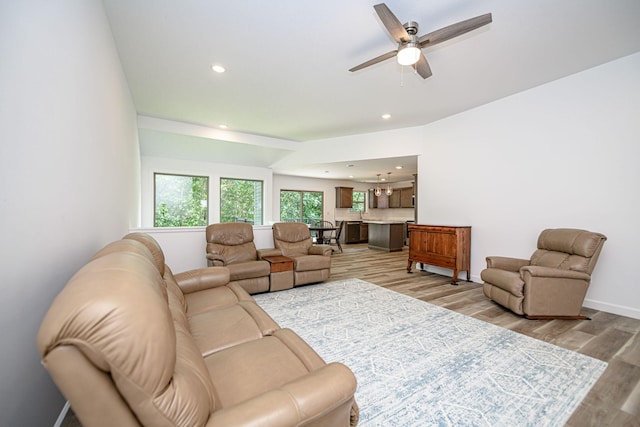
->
[374,174,382,197]
[386,172,393,196]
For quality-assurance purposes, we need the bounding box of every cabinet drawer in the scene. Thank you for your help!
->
[414,253,456,269]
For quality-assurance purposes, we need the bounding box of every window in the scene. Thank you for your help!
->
[351,191,366,213]
[220,178,263,225]
[280,190,323,224]
[154,173,208,227]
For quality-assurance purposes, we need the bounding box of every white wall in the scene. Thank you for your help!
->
[141,156,273,227]
[139,53,640,319]
[417,53,640,318]
[0,2,139,425]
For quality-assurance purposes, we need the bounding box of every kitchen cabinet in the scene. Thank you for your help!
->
[335,187,353,208]
[389,190,401,208]
[407,224,471,284]
[369,187,413,209]
[344,221,368,243]
[368,190,388,208]
[400,186,414,208]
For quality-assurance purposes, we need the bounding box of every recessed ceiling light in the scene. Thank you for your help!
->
[381,114,391,120]
[211,65,226,73]
[218,124,228,129]
[395,165,403,169]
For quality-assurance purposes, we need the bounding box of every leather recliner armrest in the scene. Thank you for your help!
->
[174,267,231,294]
[257,248,282,259]
[520,265,591,281]
[205,362,357,427]
[486,256,529,272]
[309,245,332,256]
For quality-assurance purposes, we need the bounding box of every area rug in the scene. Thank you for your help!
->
[253,279,607,426]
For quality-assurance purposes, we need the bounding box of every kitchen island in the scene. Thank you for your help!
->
[365,221,405,252]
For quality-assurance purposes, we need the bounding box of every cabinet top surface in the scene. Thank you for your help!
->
[364,221,406,225]
[408,224,471,228]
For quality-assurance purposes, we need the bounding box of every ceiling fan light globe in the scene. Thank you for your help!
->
[397,45,420,65]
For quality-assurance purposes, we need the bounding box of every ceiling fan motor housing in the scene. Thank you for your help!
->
[403,21,419,37]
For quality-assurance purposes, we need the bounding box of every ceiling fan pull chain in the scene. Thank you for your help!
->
[400,65,405,87]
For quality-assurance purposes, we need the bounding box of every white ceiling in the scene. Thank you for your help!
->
[103,0,640,182]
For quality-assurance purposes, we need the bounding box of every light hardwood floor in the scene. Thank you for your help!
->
[63,244,640,426]
[329,244,640,426]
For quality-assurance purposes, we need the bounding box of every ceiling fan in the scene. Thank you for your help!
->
[349,3,492,79]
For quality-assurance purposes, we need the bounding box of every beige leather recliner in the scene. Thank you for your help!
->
[206,222,271,294]
[272,222,332,286]
[481,228,607,319]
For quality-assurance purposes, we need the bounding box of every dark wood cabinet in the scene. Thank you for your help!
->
[407,224,471,284]
[344,221,368,243]
[335,187,353,208]
[400,186,414,208]
[389,190,401,208]
[369,187,412,209]
[368,190,388,208]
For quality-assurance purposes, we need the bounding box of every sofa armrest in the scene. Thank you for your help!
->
[205,362,357,427]
[486,256,529,272]
[520,266,591,281]
[309,245,332,256]
[174,267,230,294]
[257,248,282,259]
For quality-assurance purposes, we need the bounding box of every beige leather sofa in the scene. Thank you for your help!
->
[205,222,271,294]
[37,232,358,427]
[481,228,607,319]
[272,222,332,286]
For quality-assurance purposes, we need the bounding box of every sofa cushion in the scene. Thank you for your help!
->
[189,301,279,356]
[184,282,252,316]
[204,328,326,409]
[124,232,167,276]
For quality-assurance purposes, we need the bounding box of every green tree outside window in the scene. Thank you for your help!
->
[280,190,323,224]
[220,178,263,225]
[154,173,208,227]
[350,191,366,213]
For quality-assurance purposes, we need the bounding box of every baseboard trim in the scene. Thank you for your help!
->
[583,298,640,320]
[54,401,70,427]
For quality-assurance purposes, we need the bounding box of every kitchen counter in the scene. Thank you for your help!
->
[367,221,405,252]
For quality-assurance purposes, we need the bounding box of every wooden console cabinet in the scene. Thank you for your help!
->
[407,224,471,284]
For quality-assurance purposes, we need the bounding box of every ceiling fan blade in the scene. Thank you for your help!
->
[374,3,410,43]
[349,50,398,72]
[419,13,492,48]
[413,53,432,79]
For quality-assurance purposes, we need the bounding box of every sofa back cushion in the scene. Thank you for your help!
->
[530,228,607,274]
[206,223,258,264]
[124,232,167,276]
[37,250,215,426]
[272,222,313,257]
